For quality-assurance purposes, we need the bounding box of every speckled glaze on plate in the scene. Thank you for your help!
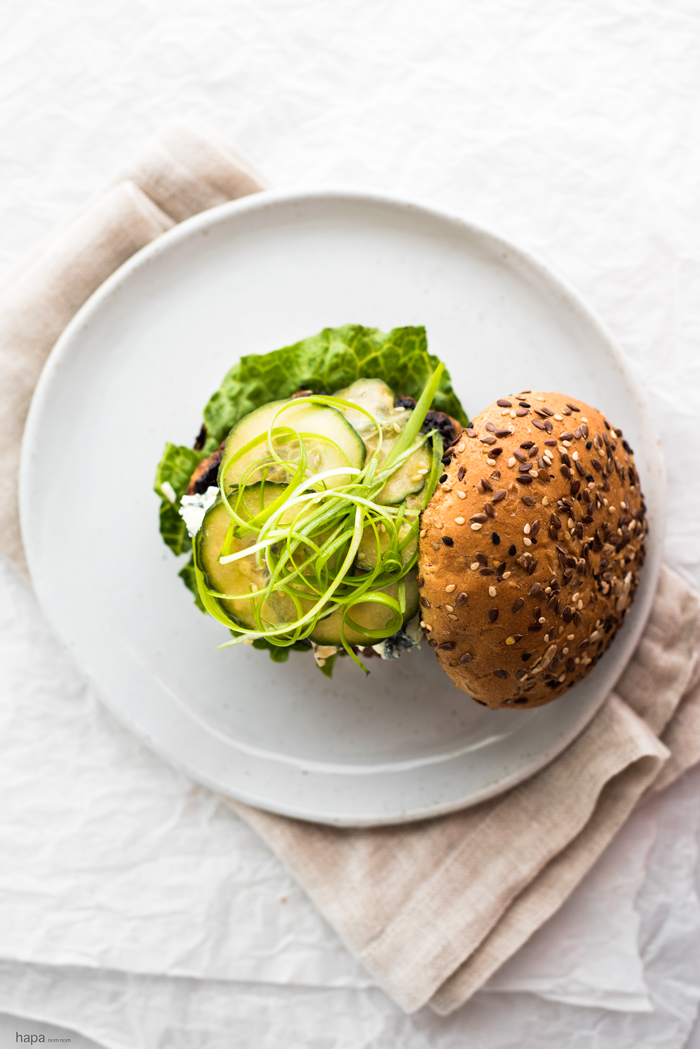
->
[19,189,665,826]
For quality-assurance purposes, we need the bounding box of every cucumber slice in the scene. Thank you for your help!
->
[355,519,418,570]
[336,378,400,445]
[335,378,432,505]
[374,439,432,505]
[309,572,420,647]
[197,484,285,630]
[220,399,365,492]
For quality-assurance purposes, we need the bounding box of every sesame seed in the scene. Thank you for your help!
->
[510,410,516,418]
[553,413,562,421]
[455,517,465,525]
[500,409,509,416]
[445,583,456,592]
[457,490,466,499]
[448,613,459,621]
[470,562,479,571]
[471,523,483,531]
[492,532,501,545]
[420,529,426,538]
[487,458,496,466]
[392,422,402,433]
[456,442,466,452]
[442,536,454,546]
[446,604,454,612]
[508,457,516,467]
[489,586,497,597]
[502,571,512,579]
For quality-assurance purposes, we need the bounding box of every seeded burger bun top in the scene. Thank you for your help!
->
[417,391,648,709]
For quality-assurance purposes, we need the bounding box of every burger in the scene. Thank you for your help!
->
[154,327,646,707]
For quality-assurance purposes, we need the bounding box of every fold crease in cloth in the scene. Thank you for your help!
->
[4,122,700,1018]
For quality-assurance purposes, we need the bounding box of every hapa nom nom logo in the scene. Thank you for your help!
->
[15,1035,71,1044]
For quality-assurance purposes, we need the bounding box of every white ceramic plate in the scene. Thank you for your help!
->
[20,189,665,826]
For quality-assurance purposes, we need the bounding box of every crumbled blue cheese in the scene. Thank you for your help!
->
[372,614,422,660]
[160,481,177,504]
[179,486,219,537]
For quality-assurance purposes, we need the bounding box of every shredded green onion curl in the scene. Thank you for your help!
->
[194,364,446,667]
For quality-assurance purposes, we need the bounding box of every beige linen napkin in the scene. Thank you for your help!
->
[230,565,700,1014]
[2,123,699,1017]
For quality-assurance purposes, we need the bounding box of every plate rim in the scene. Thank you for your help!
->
[19,186,666,825]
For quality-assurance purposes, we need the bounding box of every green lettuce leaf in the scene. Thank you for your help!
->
[199,324,467,455]
[154,442,203,555]
[251,637,314,662]
[178,555,205,612]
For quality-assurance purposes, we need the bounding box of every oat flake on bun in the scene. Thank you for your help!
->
[417,391,648,709]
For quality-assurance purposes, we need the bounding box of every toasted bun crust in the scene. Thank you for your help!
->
[417,392,648,709]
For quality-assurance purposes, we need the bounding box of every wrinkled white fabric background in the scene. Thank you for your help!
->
[2,0,700,1045]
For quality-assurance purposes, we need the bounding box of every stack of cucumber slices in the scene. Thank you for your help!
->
[190,366,447,674]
